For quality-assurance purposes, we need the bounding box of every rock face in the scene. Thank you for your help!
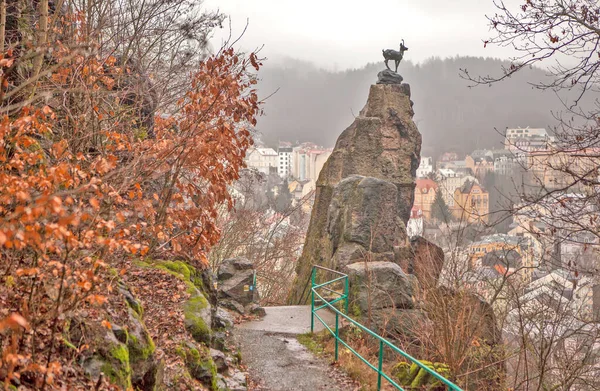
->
[345,261,416,312]
[290,82,421,303]
[218,257,264,315]
[287,79,504,390]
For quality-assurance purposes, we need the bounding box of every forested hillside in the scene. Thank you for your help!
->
[256,56,559,156]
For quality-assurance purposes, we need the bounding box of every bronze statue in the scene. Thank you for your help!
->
[382,40,408,72]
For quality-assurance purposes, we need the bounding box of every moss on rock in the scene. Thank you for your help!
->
[184,294,211,344]
[98,344,132,389]
[392,360,451,389]
[180,343,218,391]
[160,260,193,281]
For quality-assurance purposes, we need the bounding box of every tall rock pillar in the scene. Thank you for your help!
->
[289,81,422,303]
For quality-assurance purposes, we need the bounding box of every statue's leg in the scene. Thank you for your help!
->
[395,60,399,72]
[385,59,391,70]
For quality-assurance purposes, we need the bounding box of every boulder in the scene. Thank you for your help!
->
[225,370,248,391]
[397,236,445,289]
[246,303,266,317]
[213,307,235,330]
[217,258,258,312]
[371,309,430,344]
[218,257,254,280]
[210,348,228,374]
[344,261,416,312]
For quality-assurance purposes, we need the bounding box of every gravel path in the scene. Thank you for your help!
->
[234,329,356,391]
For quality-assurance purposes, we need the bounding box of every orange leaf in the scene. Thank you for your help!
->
[0,313,30,331]
[89,198,100,209]
[101,320,112,330]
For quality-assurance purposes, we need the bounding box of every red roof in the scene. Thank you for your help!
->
[416,178,438,191]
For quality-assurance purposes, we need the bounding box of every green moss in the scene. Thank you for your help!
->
[108,267,119,278]
[392,362,412,385]
[128,331,156,362]
[182,345,218,391]
[410,364,431,388]
[161,261,193,280]
[134,260,152,268]
[394,361,451,389]
[184,294,211,344]
[100,344,132,389]
[297,333,325,356]
[127,296,144,317]
[138,259,210,298]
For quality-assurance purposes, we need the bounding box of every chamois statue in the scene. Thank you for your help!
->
[382,40,408,73]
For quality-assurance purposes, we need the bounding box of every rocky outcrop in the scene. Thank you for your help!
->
[290,82,421,303]
[218,257,264,315]
[73,259,254,391]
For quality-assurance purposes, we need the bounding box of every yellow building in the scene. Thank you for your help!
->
[452,181,489,223]
[413,179,438,221]
[465,155,494,180]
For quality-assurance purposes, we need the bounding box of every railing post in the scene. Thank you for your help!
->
[310,267,315,333]
[334,312,339,361]
[344,276,349,314]
[377,340,383,391]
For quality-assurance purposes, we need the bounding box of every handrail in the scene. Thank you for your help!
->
[310,265,463,391]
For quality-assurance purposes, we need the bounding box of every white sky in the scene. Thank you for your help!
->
[202,0,518,70]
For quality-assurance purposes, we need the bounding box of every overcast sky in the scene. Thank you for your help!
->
[202,0,518,70]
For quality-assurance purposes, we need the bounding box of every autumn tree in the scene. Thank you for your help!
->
[0,4,263,386]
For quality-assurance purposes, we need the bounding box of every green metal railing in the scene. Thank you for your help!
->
[310,265,462,391]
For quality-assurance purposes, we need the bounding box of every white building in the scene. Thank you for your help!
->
[416,156,433,178]
[504,127,555,152]
[245,147,278,175]
[291,144,332,182]
[407,208,424,237]
[436,169,478,207]
[277,144,293,178]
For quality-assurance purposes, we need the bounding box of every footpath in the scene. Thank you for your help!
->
[234,306,357,391]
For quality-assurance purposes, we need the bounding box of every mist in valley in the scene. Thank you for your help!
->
[255,56,561,157]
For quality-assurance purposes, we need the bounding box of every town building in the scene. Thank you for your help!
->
[277,143,293,178]
[416,156,434,178]
[491,149,518,176]
[436,169,478,207]
[504,127,554,152]
[407,207,424,237]
[452,180,490,224]
[465,155,494,179]
[467,233,536,282]
[291,143,332,184]
[413,179,438,221]
[245,147,278,175]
